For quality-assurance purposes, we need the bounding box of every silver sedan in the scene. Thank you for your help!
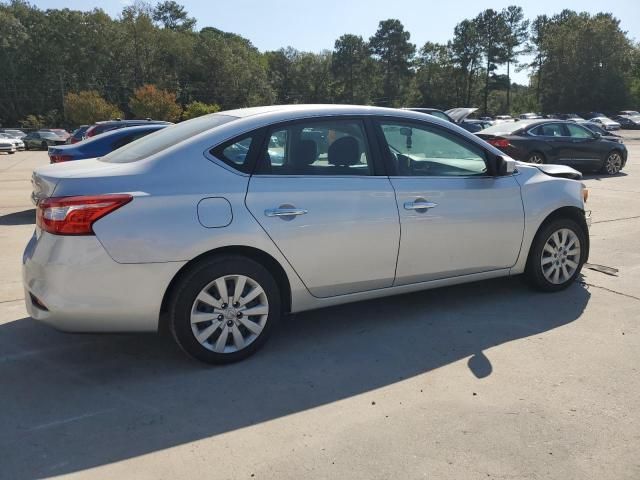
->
[23,105,591,364]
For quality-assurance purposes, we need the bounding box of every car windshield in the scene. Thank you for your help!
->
[100,114,237,163]
[39,132,59,139]
[479,121,530,134]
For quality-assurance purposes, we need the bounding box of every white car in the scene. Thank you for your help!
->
[589,116,621,131]
[0,133,24,151]
[24,105,591,364]
[0,137,17,154]
[494,115,515,123]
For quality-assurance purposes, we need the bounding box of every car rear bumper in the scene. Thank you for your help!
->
[22,231,185,332]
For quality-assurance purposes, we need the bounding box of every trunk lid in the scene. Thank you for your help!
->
[445,107,478,122]
[31,159,140,204]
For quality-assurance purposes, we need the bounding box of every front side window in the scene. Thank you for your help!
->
[378,121,487,177]
[257,119,372,176]
[566,123,593,138]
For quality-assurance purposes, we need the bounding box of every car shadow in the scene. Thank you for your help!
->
[0,277,590,479]
[582,171,628,181]
[0,208,35,226]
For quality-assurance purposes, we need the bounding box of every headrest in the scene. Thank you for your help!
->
[291,140,317,166]
[328,136,360,166]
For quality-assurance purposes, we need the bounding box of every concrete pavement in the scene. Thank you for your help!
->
[0,138,638,479]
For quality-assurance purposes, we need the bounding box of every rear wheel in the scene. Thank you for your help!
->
[169,255,281,364]
[527,151,545,164]
[525,218,587,292]
[601,150,623,175]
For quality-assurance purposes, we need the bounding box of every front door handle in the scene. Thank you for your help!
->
[404,199,438,211]
[265,207,308,217]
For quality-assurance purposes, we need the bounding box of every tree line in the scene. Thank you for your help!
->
[0,0,638,127]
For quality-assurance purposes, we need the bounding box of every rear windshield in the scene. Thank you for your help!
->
[100,114,237,163]
[479,122,530,135]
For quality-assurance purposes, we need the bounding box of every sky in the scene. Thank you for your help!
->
[32,0,640,84]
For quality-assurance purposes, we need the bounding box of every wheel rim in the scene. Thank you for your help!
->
[541,228,581,285]
[605,152,621,174]
[190,275,269,353]
[529,153,543,164]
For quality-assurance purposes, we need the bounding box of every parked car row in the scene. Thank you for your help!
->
[49,124,168,163]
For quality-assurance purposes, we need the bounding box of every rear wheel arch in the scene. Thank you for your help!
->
[159,245,292,334]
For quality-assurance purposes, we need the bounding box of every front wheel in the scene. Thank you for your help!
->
[169,255,281,364]
[601,151,623,175]
[40,141,48,151]
[525,218,587,292]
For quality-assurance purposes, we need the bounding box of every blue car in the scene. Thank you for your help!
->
[48,124,168,163]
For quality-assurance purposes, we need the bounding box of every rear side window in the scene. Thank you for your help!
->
[210,135,256,173]
[101,114,237,163]
[255,119,372,176]
[529,123,567,137]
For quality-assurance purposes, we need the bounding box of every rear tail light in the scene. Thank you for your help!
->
[487,137,510,148]
[36,194,132,235]
[49,154,73,163]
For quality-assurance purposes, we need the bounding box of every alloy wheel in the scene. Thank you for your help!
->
[540,228,581,285]
[605,152,622,174]
[528,153,544,164]
[190,274,269,353]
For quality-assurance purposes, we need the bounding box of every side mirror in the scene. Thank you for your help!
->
[495,155,516,176]
[593,132,602,139]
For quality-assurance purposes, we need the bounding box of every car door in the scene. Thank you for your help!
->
[374,118,524,286]
[245,117,400,298]
[25,133,39,148]
[564,123,603,170]
[528,123,574,164]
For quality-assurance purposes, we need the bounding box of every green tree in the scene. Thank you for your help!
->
[534,10,634,112]
[369,19,416,106]
[182,101,220,119]
[129,84,182,120]
[152,0,195,31]
[64,91,123,125]
[474,9,508,114]
[451,19,483,106]
[526,15,549,105]
[412,42,460,108]
[332,34,376,104]
[19,114,45,129]
[501,6,529,111]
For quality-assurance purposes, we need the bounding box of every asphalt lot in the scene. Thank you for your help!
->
[1,137,639,480]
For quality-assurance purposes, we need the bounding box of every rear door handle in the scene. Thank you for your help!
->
[265,207,308,217]
[404,200,438,211]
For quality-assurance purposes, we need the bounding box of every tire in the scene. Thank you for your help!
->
[40,141,48,151]
[8,151,15,155]
[525,218,587,292]
[601,150,623,175]
[169,255,281,364]
[527,151,545,164]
